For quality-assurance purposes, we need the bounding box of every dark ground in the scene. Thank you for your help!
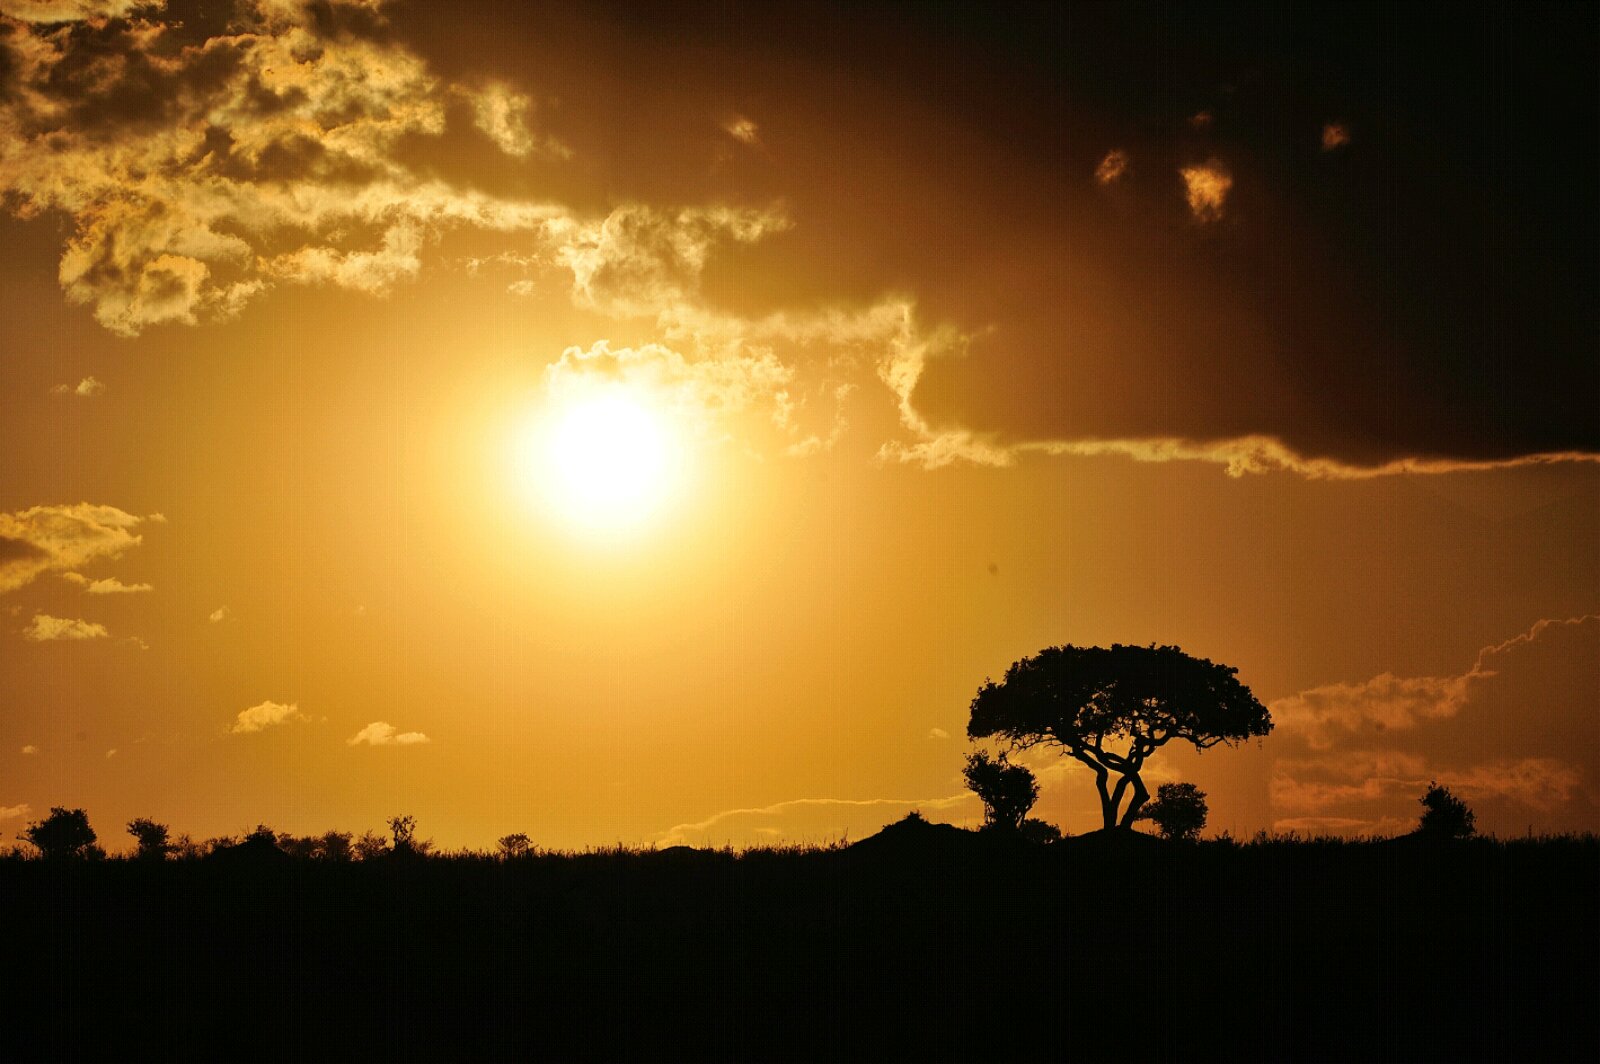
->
[3,824,1595,1063]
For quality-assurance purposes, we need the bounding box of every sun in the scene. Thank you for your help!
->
[526,387,683,533]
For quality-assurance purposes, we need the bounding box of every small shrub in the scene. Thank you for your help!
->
[497,833,533,859]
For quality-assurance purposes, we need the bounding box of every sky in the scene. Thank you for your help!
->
[1,0,1596,850]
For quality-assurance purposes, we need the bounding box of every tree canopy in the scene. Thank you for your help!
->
[968,644,1270,830]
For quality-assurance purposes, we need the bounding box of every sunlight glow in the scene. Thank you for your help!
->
[526,387,683,533]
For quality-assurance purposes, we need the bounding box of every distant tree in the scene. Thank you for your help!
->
[126,817,171,861]
[1137,782,1209,841]
[963,750,1040,832]
[389,814,417,851]
[1417,782,1476,839]
[318,831,354,862]
[24,807,99,860]
[969,644,1271,830]
[387,815,432,856]
[276,834,320,860]
[497,833,533,859]
[242,824,281,850]
[353,830,390,861]
[170,834,205,860]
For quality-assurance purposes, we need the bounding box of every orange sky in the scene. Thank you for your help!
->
[1,0,1596,850]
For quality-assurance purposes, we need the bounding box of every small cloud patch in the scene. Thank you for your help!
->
[1180,159,1232,222]
[231,700,306,735]
[1095,149,1129,185]
[24,613,109,641]
[62,572,153,594]
[51,376,105,397]
[348,721,431,747]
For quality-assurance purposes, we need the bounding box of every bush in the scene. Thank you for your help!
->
[498,833,533,859]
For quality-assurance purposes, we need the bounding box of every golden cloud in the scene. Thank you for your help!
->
[348,721,430,746]
[230,700,306,734]
[24,612,109,640]
[62,572,153,594]
[1094,148,1129,185]
[0,503,146,594]
[1179,158,1232,222]
[0,0,565,334]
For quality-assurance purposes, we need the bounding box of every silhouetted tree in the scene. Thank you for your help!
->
[353,830,389,861]
[126,817,171,861]
[387,815,432,856]
[963,750,1040,831]
[24,807,99,860]
[969,644,1271,830]
[1137,782,1209,841]
[1417,782,1476,839]
[497,833,532,859]
[318,831,354,861]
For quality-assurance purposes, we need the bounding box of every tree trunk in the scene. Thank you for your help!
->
[1118,772,1151,829]
[1105,775,1131,830]
[1091,763,1116,830]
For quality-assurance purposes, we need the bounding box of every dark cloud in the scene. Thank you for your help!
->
[391,0,1597,471]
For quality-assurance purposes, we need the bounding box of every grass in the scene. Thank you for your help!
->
[2,826,1595,1062]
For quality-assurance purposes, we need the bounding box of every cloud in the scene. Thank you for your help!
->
[0,0,157,20]
[62,572,153,594]
[51,376,104,397]
[467,80,568,160]
[1094,149,1129,185]
[0,802,30,822]
[0,0,565,334]
[347,721,430,746]
[546,204,790,318]
[927,727,949,740]
[1179,158,1232,222]
[0,504,147,594]
[723,114,759,146]
[1321,122,1351,151]
[1268,615,1600,835]
[230,700,305,734]
[21,745,39,755]
[657,792,978,848]
[209,606,230,622]
[1271,815,1412,837]
[24,613,109,640]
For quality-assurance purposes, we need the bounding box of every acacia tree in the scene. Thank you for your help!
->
[968,644,1271,831]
